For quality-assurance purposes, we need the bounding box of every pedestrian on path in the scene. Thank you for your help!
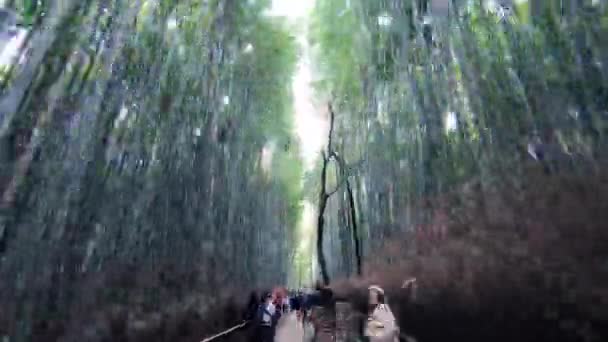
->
[291,291,302,321]
[255,292,276,342]
[365,285,399,342]
[282,293,290,313]
[301,290,310,322]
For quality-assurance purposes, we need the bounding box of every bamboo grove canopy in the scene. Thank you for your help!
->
[1,0,608,341]
[0,0,302,339]
[306,0,608,281]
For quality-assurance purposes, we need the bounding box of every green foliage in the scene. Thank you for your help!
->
[273,145,304,227]
[0,65,11,84]
[0,0,304,335]
[302,157,323,203]
[9,0,45,26]
[309,0,608,279]
[309,0,370,109]
[243,19,298,142]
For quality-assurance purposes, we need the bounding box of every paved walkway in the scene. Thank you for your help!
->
[274,311,311,342]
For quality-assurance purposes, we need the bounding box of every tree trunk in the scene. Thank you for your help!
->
[346,179,362,276]
[317,153,331,285]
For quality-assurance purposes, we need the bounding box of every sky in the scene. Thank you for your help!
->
[267,0,314,19]
[267,0,323,283]
[267,0,327,171]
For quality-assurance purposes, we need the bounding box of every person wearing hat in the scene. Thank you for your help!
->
[365,285,399,342]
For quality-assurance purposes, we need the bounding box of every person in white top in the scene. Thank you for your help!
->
[261,295,276,325]
[282,295,290,313]
[365,285,400,342]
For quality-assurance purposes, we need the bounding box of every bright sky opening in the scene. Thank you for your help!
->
[267,0,327,171]
[267,0,314,19]
[267,0,324,284]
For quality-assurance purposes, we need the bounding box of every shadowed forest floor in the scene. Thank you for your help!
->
[274,312,305,342]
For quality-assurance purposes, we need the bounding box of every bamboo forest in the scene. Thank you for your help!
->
[0,0,607,341]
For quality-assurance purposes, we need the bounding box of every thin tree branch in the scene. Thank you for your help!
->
[345,179,362,276]
[317,149,331,284]
[326,102,336,154]
[328,150,362,275]
[316,101,366,283]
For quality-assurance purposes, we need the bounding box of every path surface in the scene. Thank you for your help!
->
[274,311,311,342]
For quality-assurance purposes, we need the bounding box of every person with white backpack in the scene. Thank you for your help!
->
[365,285,400,342]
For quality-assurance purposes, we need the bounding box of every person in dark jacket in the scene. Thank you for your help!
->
[302,290,313,322]
[246,291,262,342]
[244,291,260,321]
[256,292,276,342]
[307,281,336,342]
[290,292,302,320]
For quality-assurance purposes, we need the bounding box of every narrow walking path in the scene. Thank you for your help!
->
[274,311,306,342]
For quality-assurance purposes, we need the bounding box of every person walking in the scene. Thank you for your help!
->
[272,288,283,320]
[291,291,302,321]
[245,291,261,342]
[365,285,399,342]
[282,293,290,313]
[256,292,276,342]
[301,289,312,323]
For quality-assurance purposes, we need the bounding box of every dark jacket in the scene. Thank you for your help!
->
[290,296,301,311]
[244,292,260,321]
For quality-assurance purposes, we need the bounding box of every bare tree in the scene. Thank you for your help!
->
[316,103,362,285]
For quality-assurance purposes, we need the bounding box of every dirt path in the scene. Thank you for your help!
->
[274,311,309,342]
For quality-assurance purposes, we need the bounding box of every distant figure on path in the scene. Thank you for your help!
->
[365,286,399,342]
[302,290,312,322]
[291,291,302,321]
[282,293,290,313]
[271,288,283,322]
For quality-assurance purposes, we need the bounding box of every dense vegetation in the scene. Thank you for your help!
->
[0,0,302,340]
[1,0,608,341]
[308,0,608,341]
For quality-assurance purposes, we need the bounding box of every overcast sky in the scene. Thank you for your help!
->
[268,0,327,171]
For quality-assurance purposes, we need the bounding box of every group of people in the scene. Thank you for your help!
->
[244,287,313,342]
[243,279,413,342]
[305,282,403,342]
